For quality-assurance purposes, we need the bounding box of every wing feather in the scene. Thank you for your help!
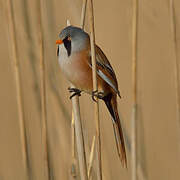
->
[88,45,121,97]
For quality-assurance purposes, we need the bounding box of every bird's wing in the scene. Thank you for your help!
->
[88,45,121,97]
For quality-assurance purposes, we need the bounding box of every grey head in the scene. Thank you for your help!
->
[58,26,90,57]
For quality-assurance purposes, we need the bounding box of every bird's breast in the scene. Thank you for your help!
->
[58,46,93,92]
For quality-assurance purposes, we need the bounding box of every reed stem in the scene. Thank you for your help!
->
[71,111,77,178]
[71,111,76,160]
[71,90,88,180]
[6,0,29,178]
[88,136,96,179]
[38,0,50,179]
[70,0,88,178]
[88,0,102,179]
[80,0,87,29]
[67,16,88,180]
[132,0,138,180]
[169,0,180,152]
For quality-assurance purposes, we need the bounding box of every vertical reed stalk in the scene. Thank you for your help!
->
[6,0,29,178]
[67,18,88,179]
[71,111,76,161]
[70,0,88,177]
[80,0,87,29]
[71,111,77,178]
[71,89,88,180]
[132,0,138,180]
[88,0,102,179]
[67,20,76,175]
[38,0,50,179]
[169,0,180,150]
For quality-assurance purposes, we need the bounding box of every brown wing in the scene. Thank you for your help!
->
[88,45,121,97]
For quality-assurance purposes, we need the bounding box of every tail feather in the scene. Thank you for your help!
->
[103,93,127,168]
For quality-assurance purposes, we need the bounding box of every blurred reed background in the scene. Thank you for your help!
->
[0,0,180,180]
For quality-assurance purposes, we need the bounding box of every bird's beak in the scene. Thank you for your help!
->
[56,39,63,44]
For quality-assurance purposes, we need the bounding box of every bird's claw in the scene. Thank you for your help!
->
[92,90,104,102]
[68,87,81,99]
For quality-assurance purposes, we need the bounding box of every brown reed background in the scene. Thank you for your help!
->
[0,0,180,179]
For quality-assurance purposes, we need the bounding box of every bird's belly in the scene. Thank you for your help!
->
[58,52,93,92]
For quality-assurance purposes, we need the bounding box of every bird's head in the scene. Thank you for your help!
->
[56,26,90,57]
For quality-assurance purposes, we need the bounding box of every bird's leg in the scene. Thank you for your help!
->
[68,87,82,99]
[92,90,104,102]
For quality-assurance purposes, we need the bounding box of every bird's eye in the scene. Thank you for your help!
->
[63,36,71,42]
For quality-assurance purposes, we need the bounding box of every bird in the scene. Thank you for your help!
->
[56,25,127,167]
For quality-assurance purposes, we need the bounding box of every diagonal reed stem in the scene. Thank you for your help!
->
[6,0,29,179]
[38,0,51,179]
[88,136,96,179]
[132,0,138,180]
[80,0,87,29]
[88,0,102,179]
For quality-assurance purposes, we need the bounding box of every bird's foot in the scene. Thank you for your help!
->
[92,90,104,102]
[68,87,81,99]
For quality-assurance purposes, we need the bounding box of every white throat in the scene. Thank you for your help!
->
[58,44,69,59]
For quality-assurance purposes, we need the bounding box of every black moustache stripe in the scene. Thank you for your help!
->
[57,46,59,56]
[63,37,71,57]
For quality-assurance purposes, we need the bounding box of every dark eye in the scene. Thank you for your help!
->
[63,36,71,56]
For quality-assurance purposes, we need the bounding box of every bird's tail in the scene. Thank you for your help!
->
[103,93,127,168]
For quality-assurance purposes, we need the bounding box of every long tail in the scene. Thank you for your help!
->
[103,93,127,168]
